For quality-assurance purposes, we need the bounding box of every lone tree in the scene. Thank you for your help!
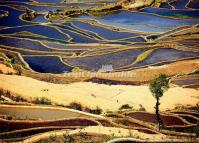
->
[149,74,169,130]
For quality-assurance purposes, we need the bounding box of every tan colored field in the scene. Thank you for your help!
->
[0,74,198,112]
[0,63,16,74]
[22,126,165,143]
[85,59,199,83]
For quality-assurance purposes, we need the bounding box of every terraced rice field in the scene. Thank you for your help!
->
[23,56,73,73]
[64,49,144,71]
[0,0,198,74]
[0,0,199,142]
[0,104,198,142]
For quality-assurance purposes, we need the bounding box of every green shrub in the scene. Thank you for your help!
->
[192,69,199,74]
[85,106,102,115]
[91,106,102,115]
[14,95,27,102]
[138,104,146,111]
[32,97,52,105]
[0,89,27,102]
[69,102,82,111]
[0,96,4,101]
[119,104,133,110]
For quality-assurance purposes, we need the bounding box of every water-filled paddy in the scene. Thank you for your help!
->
[170,0,189,9]
[0,10,6,15]
[26,5,66,12]
[0,25,69,41]
[56,24,101,40]
[121,37,146,43]
[32,0,63,3]
[0,2,68,12]
[31,15,48,23]
[43,42,97,50]
[142,8,199,18]
[159,2,172,9]
[72,21,141,40]
[65,49,144,71]
[0,1,199,74]
[179,39,199,49]
[9,34,69,45]
[133,48,199,68]
[27,2,103,10]
[173,78,199,86]
[187,0,199,9]
[23,56,73,73]
[0,36,52,51]
[0,0,30,2]
[78,11,199,32]
[0,6,28,27]
[0,105,94,120]
[59,28,98,43]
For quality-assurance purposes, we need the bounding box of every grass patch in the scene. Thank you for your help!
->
[174,14,192,19]
[133,49,155,65]
[11,31,48,38]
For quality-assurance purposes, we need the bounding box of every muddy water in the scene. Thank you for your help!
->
[0,105,101,120]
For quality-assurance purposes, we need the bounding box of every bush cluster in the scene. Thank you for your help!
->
[69,102,82,111]
[68,102,102,115]
[119,104,133,110]
[85,106,102,115]
[32,97,52,105]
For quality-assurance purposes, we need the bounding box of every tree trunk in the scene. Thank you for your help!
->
[155,97,162,130]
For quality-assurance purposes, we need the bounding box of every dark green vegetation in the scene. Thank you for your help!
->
[149,74,169,130]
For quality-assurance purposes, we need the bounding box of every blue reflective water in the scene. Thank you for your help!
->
[187,0,199,9]
[10,35,69,44]
[25,4,67,12]
[170,0,189,9]
[0,36,51,51]
[78,11,199,32]
[1,1,199,74]
[31,15,49,23]
[133,48,199,67]
[32,0,63,3]
[72,21,142,39]
[56,23,101,40]
[0,0,30,2]
[143,8,199,18]
[0,6,28,27]
[24,56,73,74]
[0,25,69,41]
[65,49,144,71]
[159,2,171,9]
[59,28,98,43]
